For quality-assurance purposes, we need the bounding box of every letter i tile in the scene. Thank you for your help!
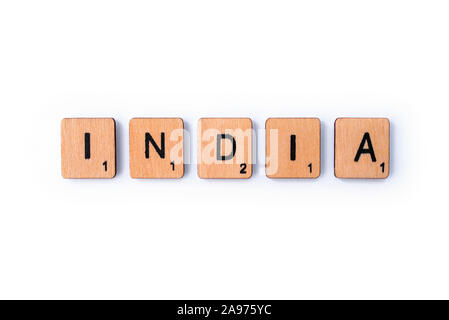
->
[61,118,116,178]
[266,118,321,178]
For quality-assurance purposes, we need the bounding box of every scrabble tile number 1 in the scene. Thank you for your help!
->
[334,118,389,179]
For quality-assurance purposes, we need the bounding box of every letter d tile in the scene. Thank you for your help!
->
[198,118,253,179]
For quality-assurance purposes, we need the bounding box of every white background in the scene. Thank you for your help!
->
[0,0,447,299]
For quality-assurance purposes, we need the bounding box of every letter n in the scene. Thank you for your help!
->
[145,132,165,159]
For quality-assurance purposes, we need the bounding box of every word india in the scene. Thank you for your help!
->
[61,117,390,179]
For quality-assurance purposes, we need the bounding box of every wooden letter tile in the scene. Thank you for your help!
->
[334,118,390,179]
[198,118,252,179]
[129,118,184,178]
[61,118,116,178]
[266,118,320,178]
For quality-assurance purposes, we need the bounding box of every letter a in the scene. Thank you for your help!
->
[354,132,376,162]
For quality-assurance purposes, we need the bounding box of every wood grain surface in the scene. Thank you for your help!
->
[61,118,116,178]
[266,118,320,178]
[334,118,390,179]
[129,118,184,178]
[198,118,252,179]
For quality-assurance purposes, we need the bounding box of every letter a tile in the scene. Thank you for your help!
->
[334,118,390,179]
[129,118,184,178]
[198,118,252,179]
[266,118,320,178]
[61,118,116,178]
